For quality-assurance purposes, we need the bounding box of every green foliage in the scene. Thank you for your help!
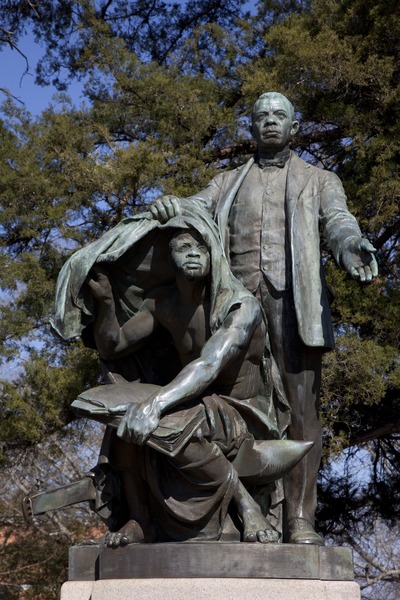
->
[0,0,399,596]
[321,332,399,456]
[0,344,100,461]
[236,0,400,474]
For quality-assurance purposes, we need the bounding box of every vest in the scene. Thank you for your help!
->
[229,162,290,292]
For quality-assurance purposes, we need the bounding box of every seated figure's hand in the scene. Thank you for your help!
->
[86,265,114,305]
[150,195,181,223]
[342,237,378,282]
[113,395,162,445]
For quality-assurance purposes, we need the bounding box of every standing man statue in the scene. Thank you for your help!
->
[151,91,378,545]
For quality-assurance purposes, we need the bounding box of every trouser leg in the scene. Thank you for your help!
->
[259,280,323,527]
[281,352,322,525]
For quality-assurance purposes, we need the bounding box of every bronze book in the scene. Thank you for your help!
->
[71,382,206,457]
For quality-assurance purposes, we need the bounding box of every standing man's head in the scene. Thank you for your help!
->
[169,229,211,281]
[250,92,299,154]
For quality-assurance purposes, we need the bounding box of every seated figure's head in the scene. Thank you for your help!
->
[169,229,211,281]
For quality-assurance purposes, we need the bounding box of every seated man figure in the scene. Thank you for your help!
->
[86,225,298,547]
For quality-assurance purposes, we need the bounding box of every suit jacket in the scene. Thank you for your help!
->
[183,153,362,349]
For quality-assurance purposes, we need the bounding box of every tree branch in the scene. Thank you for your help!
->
[343,532,386,574]
[348,420,400,446]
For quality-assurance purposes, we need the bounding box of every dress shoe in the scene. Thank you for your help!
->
[285,518,325,545]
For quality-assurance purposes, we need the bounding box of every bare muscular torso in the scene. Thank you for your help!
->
[144,285,265,400]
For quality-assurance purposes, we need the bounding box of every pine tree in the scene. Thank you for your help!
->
[0,1,399,596]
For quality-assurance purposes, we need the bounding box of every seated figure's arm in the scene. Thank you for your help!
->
[87,267,157,360]
[156,297,262,412]
[116,297,262,444]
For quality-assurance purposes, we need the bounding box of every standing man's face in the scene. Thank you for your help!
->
[251,96,299,153]
[170,231,211,281]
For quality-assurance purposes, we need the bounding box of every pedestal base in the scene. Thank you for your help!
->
[69,542,354,581]
[64,543,360,600]
[61,578,361,600]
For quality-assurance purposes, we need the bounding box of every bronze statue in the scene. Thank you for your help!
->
[86,226,280,546]
[150,92,378,545]
[24,207,312,545]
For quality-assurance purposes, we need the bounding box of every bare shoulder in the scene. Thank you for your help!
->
[142,284,178,315]
[224,296,262,329]
[240,295,262,316]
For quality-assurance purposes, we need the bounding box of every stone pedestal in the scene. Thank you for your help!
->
[61,578,361,600]
[62,543,360,600]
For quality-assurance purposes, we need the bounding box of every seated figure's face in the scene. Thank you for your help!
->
[169,231,211,281]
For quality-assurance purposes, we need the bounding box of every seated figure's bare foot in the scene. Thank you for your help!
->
[105,519,147,548]
[242,508,280,543]
[234,480,279,544]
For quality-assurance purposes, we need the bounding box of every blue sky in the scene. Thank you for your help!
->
[1,1,258,115]
[1,33,84,115]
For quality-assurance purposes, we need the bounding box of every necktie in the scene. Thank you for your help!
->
[258,154,290,168]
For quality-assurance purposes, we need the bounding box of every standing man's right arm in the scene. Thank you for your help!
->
[150,179,222,222]
[87,266,157,359]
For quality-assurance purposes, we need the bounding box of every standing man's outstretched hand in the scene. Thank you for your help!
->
[150,195,181,222]
[342,237,378,282]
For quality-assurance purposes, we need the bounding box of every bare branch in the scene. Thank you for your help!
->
[343,532,386,574]
[0,88,24,104]
[0,552,54,577]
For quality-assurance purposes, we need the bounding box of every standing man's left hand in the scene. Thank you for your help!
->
[342,237,378,282]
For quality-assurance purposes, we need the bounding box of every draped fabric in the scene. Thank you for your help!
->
[52,204,253,341]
